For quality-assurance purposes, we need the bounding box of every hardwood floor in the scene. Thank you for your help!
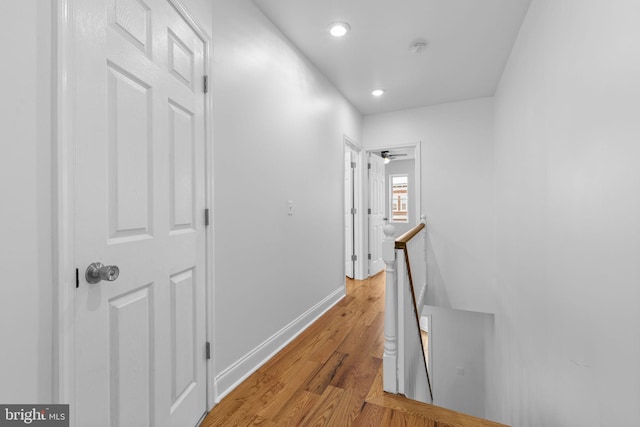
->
[200,273,508,427]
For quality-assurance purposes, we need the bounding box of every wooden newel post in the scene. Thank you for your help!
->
[382,223,398,393]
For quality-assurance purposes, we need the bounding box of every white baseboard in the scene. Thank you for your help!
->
[213,285,345,402]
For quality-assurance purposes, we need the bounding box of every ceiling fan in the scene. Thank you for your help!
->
[381,150,407,164]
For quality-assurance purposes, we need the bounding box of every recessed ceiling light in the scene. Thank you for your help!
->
[372,89,385,97]
[329,22,350,37]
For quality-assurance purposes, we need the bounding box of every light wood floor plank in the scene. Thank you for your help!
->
[352,402,392,426]
[299,385,345,426]
[257,360,321,420]
[271,390,319,427]
[201,273,508,427]
[302,351,348,395]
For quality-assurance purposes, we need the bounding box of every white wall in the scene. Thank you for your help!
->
[211,0,362,397]
[363,98,497,314]
[0,0,359,408]
[422,305,494,421]
[0,1,53,404]
[493,0,640,425]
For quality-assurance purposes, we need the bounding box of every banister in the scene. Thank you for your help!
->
[394,222,425,249]
[383,215,432,399]
[389,216,433,402]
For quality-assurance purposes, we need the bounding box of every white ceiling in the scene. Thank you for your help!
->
[252,0,532,115]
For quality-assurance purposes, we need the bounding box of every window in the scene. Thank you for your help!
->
[391,175,408,223]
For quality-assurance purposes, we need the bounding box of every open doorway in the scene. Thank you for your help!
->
[344,137,364,280]
[365,143,421,277]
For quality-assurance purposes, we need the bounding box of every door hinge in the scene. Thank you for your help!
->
[351,208,357,215]
[206,342,211,360]
[351,255,357,262]
[75,268,79,288]
[204,208,210,226]
[368,208,372,215]
[368,253,372,260]
[350,161,356,169]
[368,163,372,170]
[203,75,209,93]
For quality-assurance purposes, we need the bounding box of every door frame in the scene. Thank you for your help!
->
[343,136,365,280]
[364,142,422,275]
[53,0,217,419]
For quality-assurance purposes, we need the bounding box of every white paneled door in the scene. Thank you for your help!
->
[368,153,386,275]
[345,147,355,278]
[73,1,208,426]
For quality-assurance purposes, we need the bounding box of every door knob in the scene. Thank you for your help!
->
[86,262,120,284]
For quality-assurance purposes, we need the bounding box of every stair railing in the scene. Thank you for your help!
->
[382,215,432,402]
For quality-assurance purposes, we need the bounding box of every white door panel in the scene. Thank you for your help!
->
[369,153,386,275]
[73,1,207,426]
[345,147,354,278]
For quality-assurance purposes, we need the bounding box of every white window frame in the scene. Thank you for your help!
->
[389,174,409,224]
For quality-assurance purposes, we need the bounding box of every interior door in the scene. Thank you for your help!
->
[73,1,208,426]
[345,147,355,278]
[368,152,386,275]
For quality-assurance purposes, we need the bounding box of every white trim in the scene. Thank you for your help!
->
[382,227,398,393]
[166,0,218,409]
[343,140,355,280]
[344,135,363,152]
[53,0,215,421]
[422,313,433,392]
[343,135,366,280]
[214,286,345,401]
[396,256,407,394]
[388,173,410,224]
[365,142,422,277]
[414,143,422,226]
[53,0,76,411]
